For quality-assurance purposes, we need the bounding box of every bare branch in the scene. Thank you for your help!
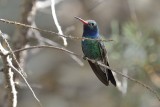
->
[1,30,42,107]
[0,30,17,107]
[8,58,42,107]
[0,18,113,42]
[1,31,27,77]
[10,45,160,102]
[96,61,160,102]
[11,0,37,79]
[12,45,77,56]
[31,22,84,66]
[51,0,67,46]
[7,57,17,107]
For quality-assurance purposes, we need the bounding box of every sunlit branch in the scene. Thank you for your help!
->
[51,0,67,46]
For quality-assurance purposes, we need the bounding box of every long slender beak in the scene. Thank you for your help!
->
[74,16,88,25]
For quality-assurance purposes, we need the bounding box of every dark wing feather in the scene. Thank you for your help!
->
[98,42,116,86]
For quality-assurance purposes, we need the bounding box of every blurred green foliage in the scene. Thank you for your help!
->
[108,20,160,87]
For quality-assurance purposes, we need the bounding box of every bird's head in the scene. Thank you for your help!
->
[75,16,99,38]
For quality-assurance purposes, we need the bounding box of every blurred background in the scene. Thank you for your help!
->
[0,0,160,107]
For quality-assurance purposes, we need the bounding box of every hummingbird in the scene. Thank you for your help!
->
[75,16,116,86]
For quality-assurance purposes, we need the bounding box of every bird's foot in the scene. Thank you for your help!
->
[83,55,87,60]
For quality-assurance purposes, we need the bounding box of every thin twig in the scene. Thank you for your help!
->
[1,31,42,107]
[12,45,77,56]
[51,0,67,46]
[0,18,113,42]
[8,58,42,107]
[1,32,27,77]
[4,57,17,107]
[96,61,160,102]
[32,22,83,66]
[0,30,17,107]
[10,45,160,102]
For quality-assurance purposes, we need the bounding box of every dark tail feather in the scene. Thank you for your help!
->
[88,61,116,87]
[108,70,116,87]
[88,61,109,86]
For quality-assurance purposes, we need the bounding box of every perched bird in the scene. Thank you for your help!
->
[75,16,116,86]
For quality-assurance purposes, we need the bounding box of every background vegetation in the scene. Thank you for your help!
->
[0,0,160,107]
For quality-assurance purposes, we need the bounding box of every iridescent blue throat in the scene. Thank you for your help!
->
[83,25,99,38]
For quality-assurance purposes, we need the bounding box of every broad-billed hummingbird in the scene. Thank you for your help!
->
[75,17,116,86]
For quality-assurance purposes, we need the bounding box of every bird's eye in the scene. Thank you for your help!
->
[90,23,94,26]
